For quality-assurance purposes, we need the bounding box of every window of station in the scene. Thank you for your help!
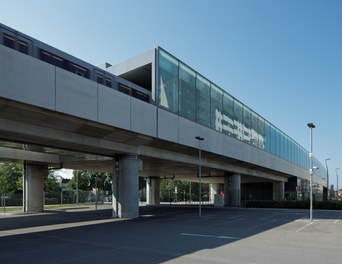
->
[179,63,195,121]
[195,74,211,127]
[158,49,179,114]
[97,73,104,84]
[3,33,15,49]
[69,63,88,78]
[131,89,149,102]
[40,50,89,78]
[96,74,112,87]
[243,106,251,144]
[233,100,243,140]
[118,83,131,95]
[18,39,29,54]
[222,92,234,136]
[258,117,265,149]
[40,50,64,68]
[250,112,259,147]
[105,77,112,88]
[210,84,223,132]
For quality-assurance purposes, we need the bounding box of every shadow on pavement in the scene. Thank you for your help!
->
[0,205,342,264]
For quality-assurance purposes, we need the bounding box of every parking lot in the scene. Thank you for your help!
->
[1,205,342,264]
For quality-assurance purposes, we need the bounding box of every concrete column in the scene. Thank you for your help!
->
[209,183,220,203]
[24,164,47,212]
[112,154,141,218]
[224,176,230,206]
[273,181,285,201]
[146,177,160,205]
[231,173,241,206]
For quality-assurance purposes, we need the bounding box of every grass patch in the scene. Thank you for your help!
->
[0,203,93,213]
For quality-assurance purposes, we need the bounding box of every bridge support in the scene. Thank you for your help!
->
[146,177,160,205]
[273,181,285,201]
[112,154,141,218]
[224,173,241,207]
[24,164,47,212]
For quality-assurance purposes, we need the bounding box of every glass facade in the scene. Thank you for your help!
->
[157,48,325,179]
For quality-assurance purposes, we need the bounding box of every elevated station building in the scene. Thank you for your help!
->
[0,23,327,217]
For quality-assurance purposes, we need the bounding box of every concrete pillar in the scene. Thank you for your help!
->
[273,181,285,201]
[224,173,241,207]
[146,177,160,205]
[112,154,141,218]
[24,164,47,212]
[224,176,230,206]
[209,183,220,203]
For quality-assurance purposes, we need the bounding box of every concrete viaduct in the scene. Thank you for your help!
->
[0,40,325,218]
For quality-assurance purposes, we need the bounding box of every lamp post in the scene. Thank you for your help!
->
[195,136,204,217]
[76,172,79,205]
[336,168,340,201]
[307,122,315,222]
[325,158,330,200]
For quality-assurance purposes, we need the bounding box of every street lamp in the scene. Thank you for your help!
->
[325,158,330,200]
[195,136,204,217]
[307,122,315,222]
[336,168,340,201]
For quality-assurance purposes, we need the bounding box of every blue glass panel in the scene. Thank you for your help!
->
[243,106,251,144]
[195,74,211,127]
[222,92,234,136]
[210,84,223,132]
[234,100,243,140]
[270,125,276,155]
[265,121,272,152]
[158,49,179,113]
[258,117,265,150]
[275,129,280,157]
[179,63,196,120]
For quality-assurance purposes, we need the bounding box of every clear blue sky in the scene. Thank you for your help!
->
[2,0,342,182]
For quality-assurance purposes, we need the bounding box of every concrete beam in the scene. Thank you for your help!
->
[0,147,59,163]
[139,145,288,182]
[0,118,137,156]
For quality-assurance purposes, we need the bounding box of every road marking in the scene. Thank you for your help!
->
[296,222,314,232]
[181,233,240,240]
[334,217,341,224]
[248,220,276,230]
[208,217,245,227]
[0,218,126,238]
[259,215,275,221]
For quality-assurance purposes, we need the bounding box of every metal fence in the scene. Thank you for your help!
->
[1,190,112,209]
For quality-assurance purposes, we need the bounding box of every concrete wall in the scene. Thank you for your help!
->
[157,108,307,180]
[0,45,157,139]
[0,45,308,180]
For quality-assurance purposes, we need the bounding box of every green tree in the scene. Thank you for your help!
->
[159,179,209,202]
[44,170,62,192]
[68,170,92,191]
[68,170,112,191]
[89,172,112,191]
[0,162,23,194]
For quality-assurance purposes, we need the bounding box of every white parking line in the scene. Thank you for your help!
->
[181,233,240,240]
[247,220,276,230]
[296,222,314,232]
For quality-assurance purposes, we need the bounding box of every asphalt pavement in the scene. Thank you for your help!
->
[1,205,342,264]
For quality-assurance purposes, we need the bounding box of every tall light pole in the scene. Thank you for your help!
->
[325,158,330,200]
[195,136,204,217]
[336,168,340,201]
[307,122,315,222]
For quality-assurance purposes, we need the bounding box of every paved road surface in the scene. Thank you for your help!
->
[1,205,341,264]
